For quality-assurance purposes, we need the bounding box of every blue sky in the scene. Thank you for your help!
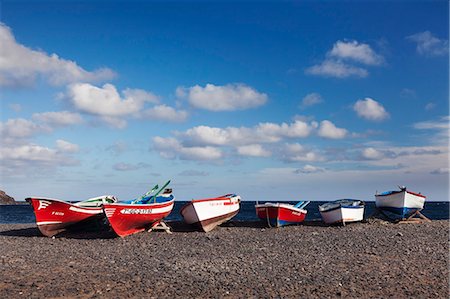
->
[0,1,448,202]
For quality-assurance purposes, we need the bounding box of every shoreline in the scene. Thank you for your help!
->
[1,219,448,298]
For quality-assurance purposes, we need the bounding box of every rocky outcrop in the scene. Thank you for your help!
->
[0,190,15,204]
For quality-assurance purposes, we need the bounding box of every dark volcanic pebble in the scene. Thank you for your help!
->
[0,219,448,298]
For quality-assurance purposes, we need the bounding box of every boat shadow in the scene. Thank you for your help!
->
[0,225,116,239]
[0,227,42,237]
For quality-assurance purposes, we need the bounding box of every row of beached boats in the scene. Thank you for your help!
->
[26,183,426,237]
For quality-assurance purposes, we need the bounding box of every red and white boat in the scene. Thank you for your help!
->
[180,194,241,232]
[103,188,174,237]
[255,201,310,228]
[26,195,117,237]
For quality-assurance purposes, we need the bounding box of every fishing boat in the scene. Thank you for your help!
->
[26,195,117,237]
[180,194,241,232]
[103,182,175,237]
[319,199,365,225]
[255,201,310,227]
[375,186,426,219]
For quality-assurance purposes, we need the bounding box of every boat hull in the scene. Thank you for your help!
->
[255,203,307,227]
[180,194,240,232]
[320,206,364,225]
[375,190,425,219]
[103,199,174,237]
[26,197,105,237]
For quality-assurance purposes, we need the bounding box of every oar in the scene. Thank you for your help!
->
[141,180,171,204]
[294,200,310,209]
[132,184,159,204]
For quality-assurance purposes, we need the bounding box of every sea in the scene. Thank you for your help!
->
[0,201,448,224]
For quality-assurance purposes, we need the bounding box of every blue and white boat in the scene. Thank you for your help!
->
[319,199,365,225]
[375,186,426,219]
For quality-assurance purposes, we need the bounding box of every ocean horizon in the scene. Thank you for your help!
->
[1,201,448,224]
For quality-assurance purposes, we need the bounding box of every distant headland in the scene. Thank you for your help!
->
[0,190,16,204]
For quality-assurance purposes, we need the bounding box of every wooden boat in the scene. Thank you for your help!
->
[103,182,174,237]
[375,186,426,219]
[180,194,241,232]
[26,195,117,237]
[319,199,365,225]
[255,201,310,227]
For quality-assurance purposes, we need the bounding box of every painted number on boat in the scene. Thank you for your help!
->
[121,209,153,214]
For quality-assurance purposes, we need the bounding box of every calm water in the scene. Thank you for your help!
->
[0,201,448,224]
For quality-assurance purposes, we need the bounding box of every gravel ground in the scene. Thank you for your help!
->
[0,219,448,298]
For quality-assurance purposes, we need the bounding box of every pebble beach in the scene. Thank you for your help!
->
[0,219,448,299]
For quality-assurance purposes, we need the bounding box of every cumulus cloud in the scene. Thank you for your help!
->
[317,120,348,139]
[294,165,325,174]
[306,40,383,79]
[300,93,323,108]
[32,111,83,126]
[361,147,384,160]
[65,83,187,127]
[56,139,79,153]
[407,31,449,57]
[0,23,115,87]
[305,59,368,78]
[236,144,271,157]
[353,98,389,121]
[153,136,223,161]
[280,143,323,162]
[176,83,268,111]
[180,120,316,147]
[0,140,80,175]
[67,83,149,117]
[141,105,188,122]
[0,118,50,139]
[328,40,384,65]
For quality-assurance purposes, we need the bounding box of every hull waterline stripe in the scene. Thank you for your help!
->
[36,221,64,225]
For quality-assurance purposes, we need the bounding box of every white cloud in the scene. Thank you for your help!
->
[0,118,49,139]
[180,120,316,147]
[280,143,323,162]
[56,139,79,153]
[0,140,80,175]
[407,31,449,57]
[300,93,323,108]
[142,105,188,122]
[361,147,384,160]
[32,111,83,126]
[176,83,268,111]
[306,40,384,79]
[294,164,325,174]
[0,23,115,87]
[152,136,223,161]
[236,144,271,157]
[65,83,186,127]
[328,40,384,65]
[67,83,149,117]
[353,98,389,121]
[122,88,160,104]
[317,120,348,139]
[305,59,368,78]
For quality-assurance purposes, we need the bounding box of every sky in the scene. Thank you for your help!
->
[0,1,448,202]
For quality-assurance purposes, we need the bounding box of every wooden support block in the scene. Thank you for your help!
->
[148,221,173,234]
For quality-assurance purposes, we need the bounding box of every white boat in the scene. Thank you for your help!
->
[375,186,426,219]
[180,194,241,232]
[319,199,365,225]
